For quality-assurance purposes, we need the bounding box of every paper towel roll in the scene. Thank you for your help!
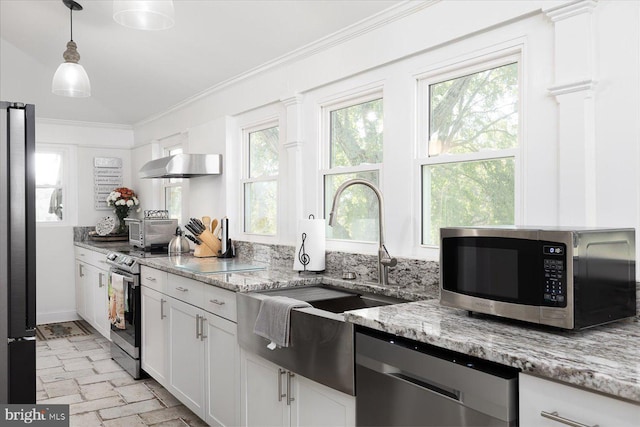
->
[293,218,326,272]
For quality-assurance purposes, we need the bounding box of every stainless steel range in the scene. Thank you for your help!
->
[105,251,143,379]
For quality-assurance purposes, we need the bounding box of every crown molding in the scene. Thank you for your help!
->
[135,0,436,128]
[37,117,133,131]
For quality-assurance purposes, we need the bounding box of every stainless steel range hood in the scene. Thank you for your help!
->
[139,154,222,178]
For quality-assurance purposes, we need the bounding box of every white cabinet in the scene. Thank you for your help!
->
[140,270,240,427]
[240,350,355,427]
[140,286,168,387]
[204,313,239,427]
[167,296,206,416]
[519,373,640,427]
[74,248,110,339]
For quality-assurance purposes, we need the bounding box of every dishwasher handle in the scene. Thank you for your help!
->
[360,355,461,402]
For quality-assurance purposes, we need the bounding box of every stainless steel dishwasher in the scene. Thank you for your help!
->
[356,329,519,426]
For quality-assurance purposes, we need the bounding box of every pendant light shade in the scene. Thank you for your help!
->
[52,0,91,98]
[113,1,175,31]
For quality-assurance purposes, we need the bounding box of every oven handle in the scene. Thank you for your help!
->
[109,269,138,287]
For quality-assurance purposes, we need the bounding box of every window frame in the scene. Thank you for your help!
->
[162,144,184,224]
[241,119,280,237]
[416,51,523,248]
[34,143,77,227]
[319,90,384,246]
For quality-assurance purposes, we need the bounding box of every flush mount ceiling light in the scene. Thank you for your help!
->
[51,0,91,98]
[113,1,175,31]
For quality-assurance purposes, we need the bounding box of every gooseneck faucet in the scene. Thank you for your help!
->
[328,179,397,286]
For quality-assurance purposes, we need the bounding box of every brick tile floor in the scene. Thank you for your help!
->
[36,322,207,427]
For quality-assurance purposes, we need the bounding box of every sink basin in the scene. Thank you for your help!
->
[236,284,407,395]
[252,285,402,313]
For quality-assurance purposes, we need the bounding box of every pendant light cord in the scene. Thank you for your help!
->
[70,7,73,41]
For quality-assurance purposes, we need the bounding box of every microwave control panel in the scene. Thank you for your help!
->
[542,244,566,306]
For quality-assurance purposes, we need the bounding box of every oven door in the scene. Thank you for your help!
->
[109,268,141,359]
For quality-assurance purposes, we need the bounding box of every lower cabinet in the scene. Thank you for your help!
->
[141,286,168,386]
[75,257,110,339]
[240,350,356,427]
[519,373,640,427]
[140,272,239,427]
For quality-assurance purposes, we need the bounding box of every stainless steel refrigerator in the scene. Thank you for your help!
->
[0,101,37,404]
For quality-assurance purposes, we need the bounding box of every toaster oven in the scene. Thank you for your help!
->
[125,214,177,250]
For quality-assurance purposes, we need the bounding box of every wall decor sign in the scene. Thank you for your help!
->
[94,157,123,210]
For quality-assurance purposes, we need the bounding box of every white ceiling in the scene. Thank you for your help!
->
[0,0,400,125]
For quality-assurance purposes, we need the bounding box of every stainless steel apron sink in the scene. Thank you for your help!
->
[236,285,405,395]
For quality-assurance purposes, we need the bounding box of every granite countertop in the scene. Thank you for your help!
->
[345,299,640,404]
[74,240,435,301]
[75,240,640,404]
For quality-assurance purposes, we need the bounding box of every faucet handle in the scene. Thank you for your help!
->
[381,257,397,267]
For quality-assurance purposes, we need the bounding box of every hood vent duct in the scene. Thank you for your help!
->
[139,154,222,179]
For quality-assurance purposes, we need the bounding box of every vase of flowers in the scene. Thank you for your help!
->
[106,187,140,234]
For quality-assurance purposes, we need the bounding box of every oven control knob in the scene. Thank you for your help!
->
[126,258,135,267]
[107,253,117,261]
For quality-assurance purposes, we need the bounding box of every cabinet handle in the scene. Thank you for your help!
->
[98,273,105,288]
[145,277,157,282]
[278,369,286,402]
[160,299,166,319]
[541,411,599,427]
[195,314,201,339]
[287,372,295,406]
[175,286,188,292]
[200,316,207,341]
[79,264,84,277]
[209,299,225,306]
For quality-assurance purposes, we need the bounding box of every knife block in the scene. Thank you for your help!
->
[194,243,217,258]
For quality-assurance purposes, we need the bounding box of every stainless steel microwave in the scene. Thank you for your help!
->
[440,227,636,329]
[124,217,177,250]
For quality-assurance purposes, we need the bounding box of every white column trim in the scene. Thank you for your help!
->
[543,0,598,22]
[548,79,596,97]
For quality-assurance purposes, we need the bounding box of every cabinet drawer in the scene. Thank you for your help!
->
[75,247,108,270]
[202,285,237,322]
[141,266,167,292]
[519,373,640,427]
[167,273,204,306]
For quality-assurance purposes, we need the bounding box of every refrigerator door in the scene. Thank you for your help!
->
[0,102,37,404]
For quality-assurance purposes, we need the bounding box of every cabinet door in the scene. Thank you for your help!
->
[520,373,640,427]
[91,269,110,338]
[204,313,239,427]
[75,261,87,319]
[167,296,205,418]
[141,286,169,387]
[240,351,289,427]
[291,374,355,427]
[82,263,99,326]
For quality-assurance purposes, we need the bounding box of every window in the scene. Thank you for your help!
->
[420,60,519,245]
[163,146,183,224]
[322,96,383,242]
[243,124,279,235]
[35,150,65,222]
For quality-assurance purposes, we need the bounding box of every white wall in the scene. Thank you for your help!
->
[35,119,133,324]
[131,0,640,271]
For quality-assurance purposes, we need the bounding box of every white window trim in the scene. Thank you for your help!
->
[415,49,524,252]
[319,89,385,253]
[35,143,77,227]
[240,119,280,239]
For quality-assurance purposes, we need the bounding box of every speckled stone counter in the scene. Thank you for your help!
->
[344,299,640,404]
[73,240,436,301]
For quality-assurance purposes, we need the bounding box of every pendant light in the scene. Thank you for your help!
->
[52,0,91,98]
[113,1,175,31]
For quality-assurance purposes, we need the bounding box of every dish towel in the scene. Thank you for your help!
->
[253,296,311,349]
[109,273,126,330]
